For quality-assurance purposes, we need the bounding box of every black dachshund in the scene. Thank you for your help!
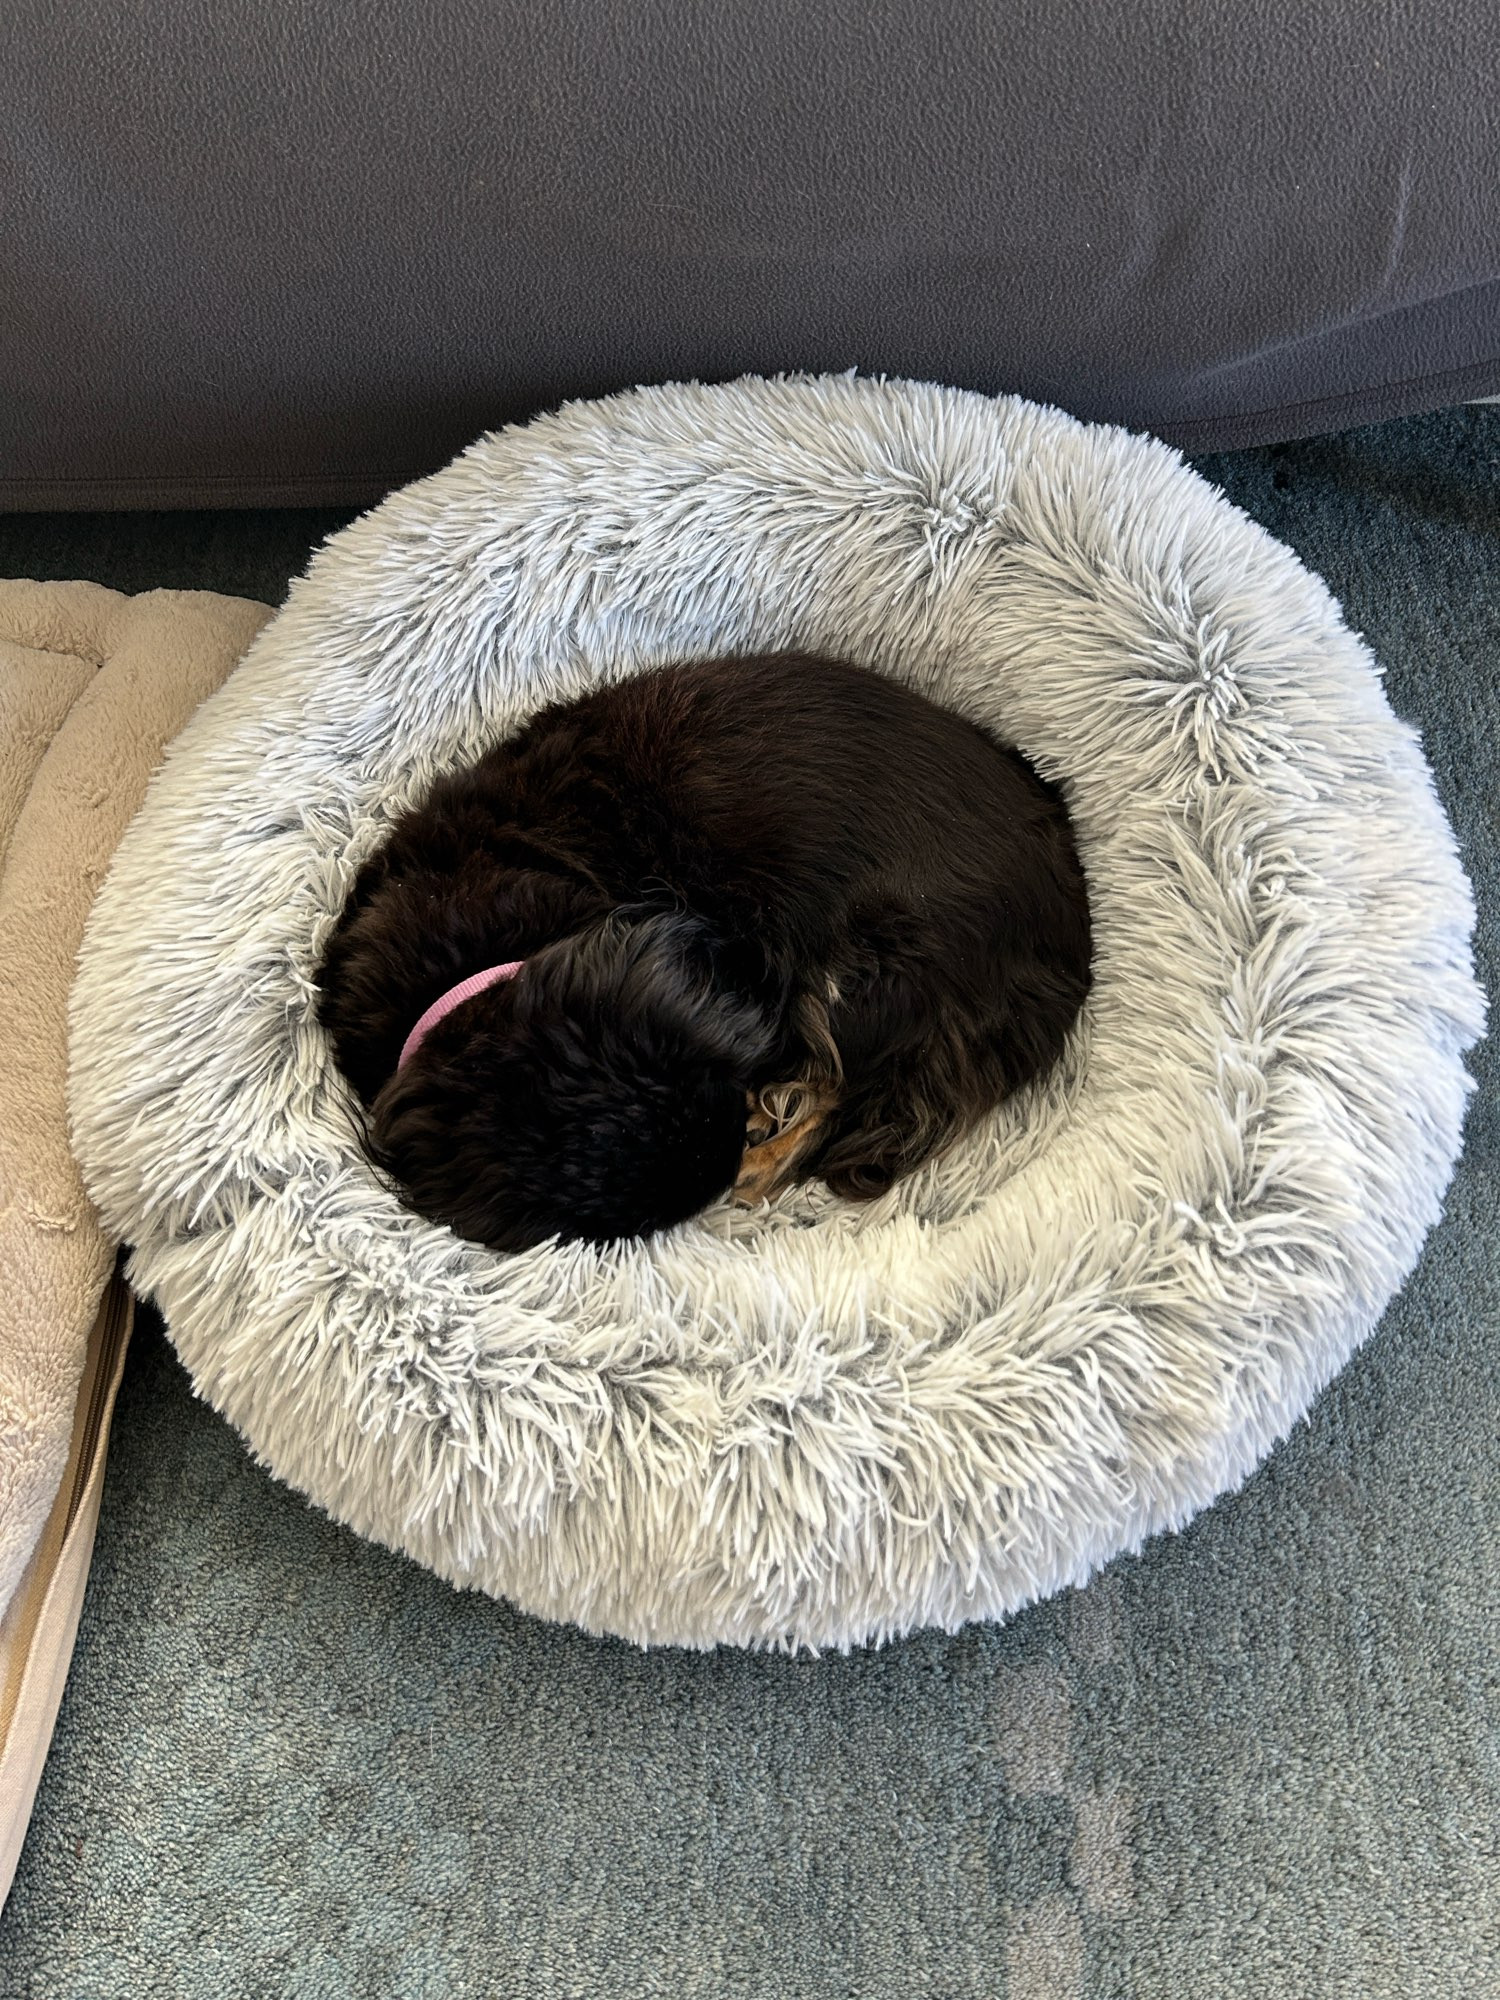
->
[317,652,1091,1251]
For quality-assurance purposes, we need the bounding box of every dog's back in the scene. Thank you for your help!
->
[557,655,1062,946]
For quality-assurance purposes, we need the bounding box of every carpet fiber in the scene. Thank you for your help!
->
[0,406,1495,1996]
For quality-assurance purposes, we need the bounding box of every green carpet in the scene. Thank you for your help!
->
[1,407,1495,1998]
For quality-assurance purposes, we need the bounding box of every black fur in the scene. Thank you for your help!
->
[317,652,1092,1251]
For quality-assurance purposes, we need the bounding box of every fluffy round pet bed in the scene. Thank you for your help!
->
[68,376,1482,1651]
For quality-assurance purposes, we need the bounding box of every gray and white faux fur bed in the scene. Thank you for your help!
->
[67,376,1483,1651]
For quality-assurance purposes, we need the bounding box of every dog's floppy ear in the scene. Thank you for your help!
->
[370,909,780,1251]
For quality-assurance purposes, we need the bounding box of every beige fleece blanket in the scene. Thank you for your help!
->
[0,581,270,1619]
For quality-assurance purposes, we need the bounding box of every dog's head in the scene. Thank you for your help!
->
[363,911,776,1252]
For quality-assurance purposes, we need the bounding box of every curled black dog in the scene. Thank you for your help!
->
[317,652,1092,1251]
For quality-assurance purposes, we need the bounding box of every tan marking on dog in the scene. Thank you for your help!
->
[734,1082,840,1205]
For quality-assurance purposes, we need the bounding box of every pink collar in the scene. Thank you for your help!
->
[397,961,524,1072]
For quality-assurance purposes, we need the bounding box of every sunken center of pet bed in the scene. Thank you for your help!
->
[67,375,1481,1651]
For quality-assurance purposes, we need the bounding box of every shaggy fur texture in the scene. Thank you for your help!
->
[315,652,1092,1251]
[67,376,1482,1651]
